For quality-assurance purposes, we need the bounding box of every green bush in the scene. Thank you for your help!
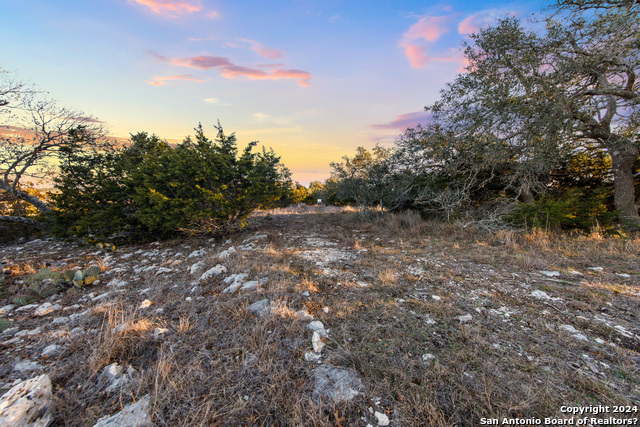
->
[51,122,292,241]
[508,187,615,231]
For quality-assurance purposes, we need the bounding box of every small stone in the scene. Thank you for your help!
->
[587,267,604,271]
[34,303,55,317]
[312,365,364,403]
[42,344,61,357]
[304,351,322,362]
[153,328,169,340]
[199,265,227,282]
[422,353,436,363]
[307,321,329,338]
[457,314,472,324]
[312,331,325,353]
[374,411,390,426]
[139,300,152,309]
[13,360,42,373]
[248,299,271,317]
[155,267,173,276]
[240,281,259,291]
[322,307,329,313]
[93,395,151,427]
[539,270,560,277]
[189,261,205,275]
[295,310,314,320]
[431,295,441,301]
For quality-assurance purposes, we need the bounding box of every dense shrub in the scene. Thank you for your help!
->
[51,123,292,241]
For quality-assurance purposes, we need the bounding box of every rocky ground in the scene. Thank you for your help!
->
[0,205,639,426]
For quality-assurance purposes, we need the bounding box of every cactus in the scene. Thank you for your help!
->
[83,266,101,277]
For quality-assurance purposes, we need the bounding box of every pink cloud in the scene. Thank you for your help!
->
[404,15,451,42]
[240,39,284,59]
[458,9,518,35]
[399,14,455,68]
[401,44,468,69]
[403,44,430,68]
[149,51,312,86]
[146,74,209,86]
[129,0,202,15]
[372,111,433,130]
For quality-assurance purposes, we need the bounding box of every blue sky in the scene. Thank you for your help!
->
[1,0,541,184]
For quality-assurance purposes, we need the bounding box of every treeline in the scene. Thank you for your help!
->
[318,0,640,231]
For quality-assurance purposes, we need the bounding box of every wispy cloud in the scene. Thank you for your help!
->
[240,39,284,59]
[146,74,209,86]
[129,0,202,15]
[398,13,472,70]
[458,9,518,35]
[399,14,458,69]
[372,111,432,130]
[404,15,451,42]
[149,51,312,86]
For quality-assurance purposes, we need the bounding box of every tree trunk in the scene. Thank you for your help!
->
[519,186,535,204]
[607,136,640,229]
[0,215,48,229]
[0,180,51,213]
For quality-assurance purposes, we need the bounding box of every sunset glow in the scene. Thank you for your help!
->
[1,0,534,184]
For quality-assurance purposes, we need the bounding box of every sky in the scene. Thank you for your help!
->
[1,0,542,185]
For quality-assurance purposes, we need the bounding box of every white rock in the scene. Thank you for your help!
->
[218,247,236,260]
[92,293,111,302]
[295,310,314,320]
[15,304,39,312]
[0,304,15,315]
[106,278,128,288]
[304,351,322,362]
[587,267,604,271]
[240,281,259,291]
[222,283,242,294]
[188,261,205,275]
[199,265,227,281]
[187,249,206,258]
[531,290,552,300]
[559,324,579,334]
[155,267,173,276]
[0,374,52,427]
[93,395,151,427]
[374,411,390,426]
[616,273,631,278]
[34,303,55,317]
[13,360,42,373]
[422,353,436,363]
[42,345,61,357]
[248,299,271,317]
[139,300,152,309]
[312,331,324,353]
[457,314,472,324]
[432,295,441,301]
[307,321,329,338]
[539,271,560,277]
[153,328,169,340]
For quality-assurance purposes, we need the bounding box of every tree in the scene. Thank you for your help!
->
[0,70,107,229]
[53,123,292,240]
[424,0,640,228]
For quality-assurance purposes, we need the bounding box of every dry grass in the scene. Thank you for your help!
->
[1,206,638,426]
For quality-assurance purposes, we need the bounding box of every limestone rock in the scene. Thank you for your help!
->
[198,265,227,282]
[248,299,271,317]
[312,365,364,403]
[0,374,53,427]
[34,303,55,317]
[93,395,151,427]
[307,321,329,338]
